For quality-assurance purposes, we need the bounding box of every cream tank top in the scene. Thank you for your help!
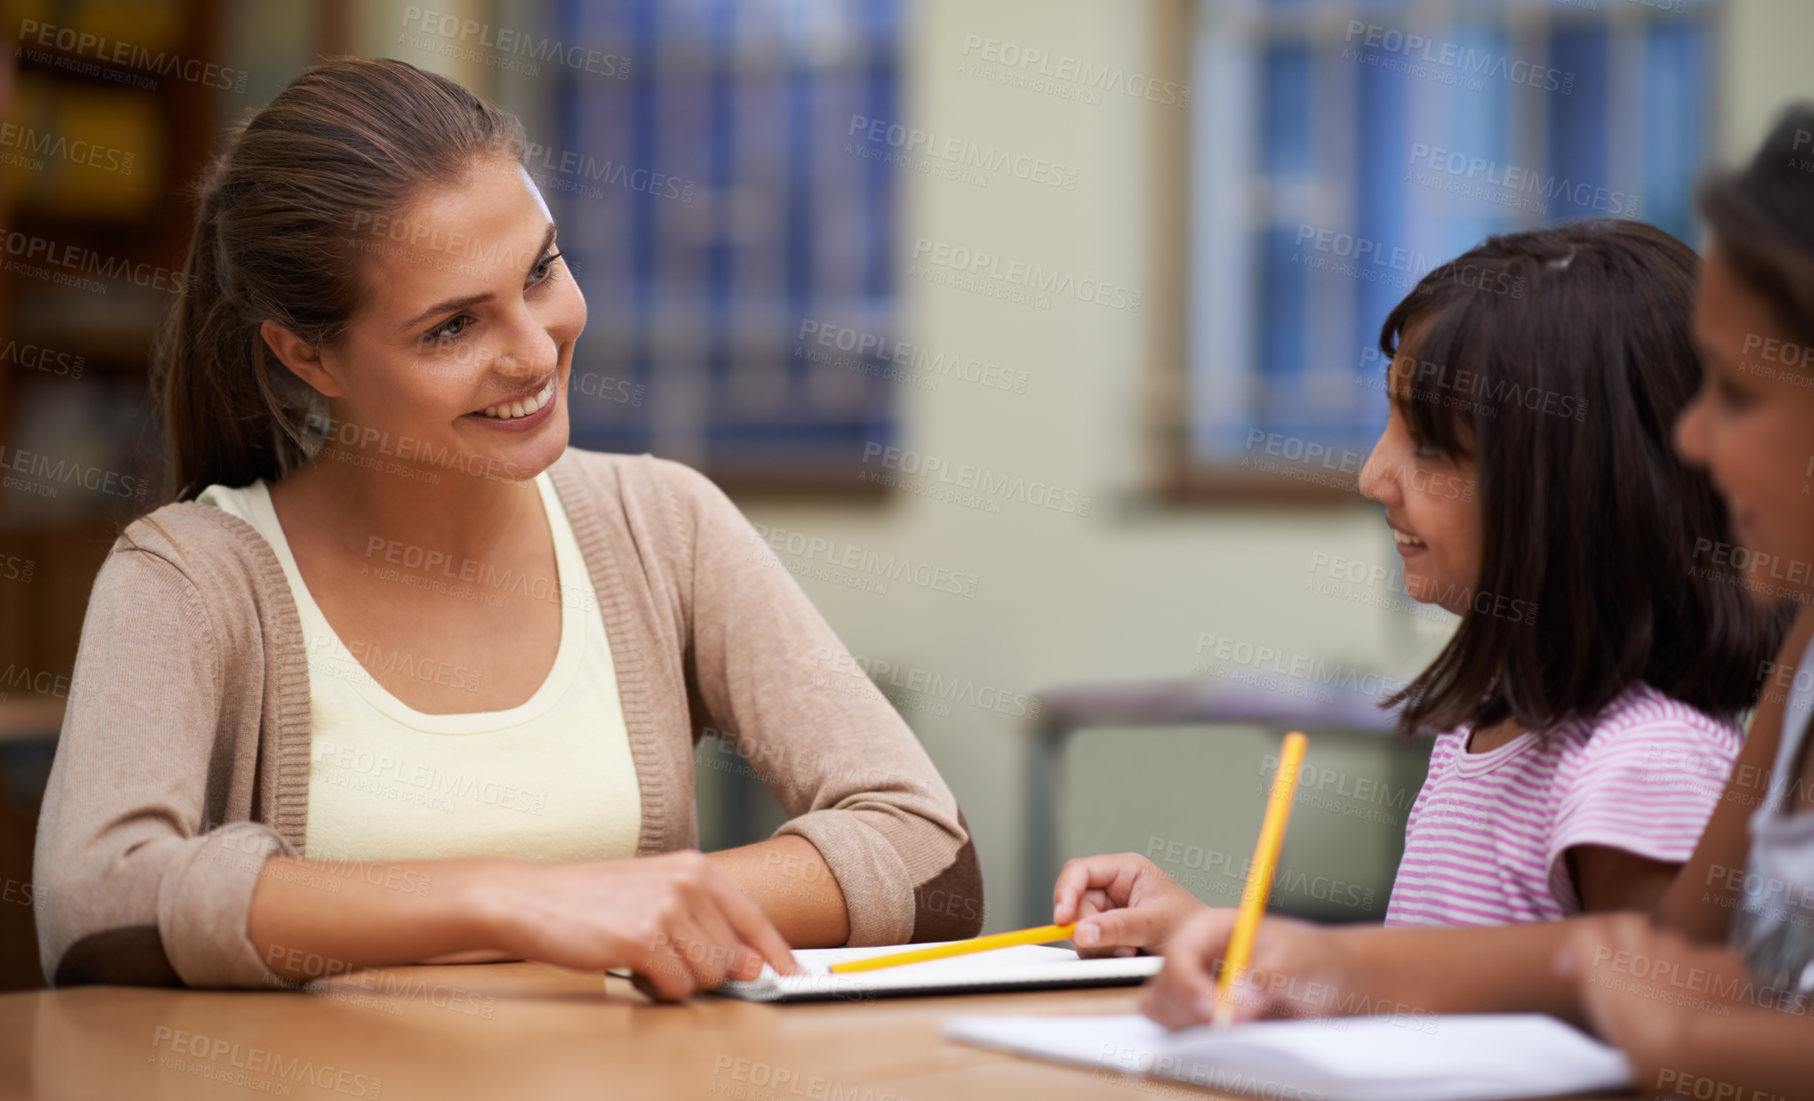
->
[196,472,642,864]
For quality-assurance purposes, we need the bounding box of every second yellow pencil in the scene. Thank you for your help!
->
[1213,730,1308,1027]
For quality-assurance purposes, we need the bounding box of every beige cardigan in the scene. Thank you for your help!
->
[34,449,982,987]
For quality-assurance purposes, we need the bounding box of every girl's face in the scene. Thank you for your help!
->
[1676,243,1814,599]
[314,155,585,484]
[1358,327,1484,617]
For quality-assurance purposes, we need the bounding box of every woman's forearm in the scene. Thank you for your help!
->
[707,836,850,947]
[1337,916,1606,1025]
[247,840,850,985]
[250,850,805,994]
[247,855,501,981]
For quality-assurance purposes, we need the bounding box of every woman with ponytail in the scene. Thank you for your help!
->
[33,58,980,996]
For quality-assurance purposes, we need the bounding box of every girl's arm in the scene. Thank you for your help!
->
[1142,688,1798,1030]
[1636,1007,1814,1100]
[1142,612,1814,1029]
[1050,840,1677,969]
[1565,913,1814,1099]
[1146,610,1814,1027]
[1654,604,1814,940]
[1572,848,1682,912]
[1329,917,1610,1023]
[1141,908,1611,1028]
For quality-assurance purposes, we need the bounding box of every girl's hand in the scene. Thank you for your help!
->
[1052,853,1207,956]
[1555,913,1754,1077]
[1140,908,1355,1029]
[471,851,801,1001]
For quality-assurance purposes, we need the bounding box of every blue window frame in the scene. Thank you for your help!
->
[1187,0,1717,482]
[550,0,900,488]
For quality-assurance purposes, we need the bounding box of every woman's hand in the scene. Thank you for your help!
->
[1052,853,1207,956]
[1555,913,1754,1078]
[471,851,801,1001]
[1140,908,1358,1029]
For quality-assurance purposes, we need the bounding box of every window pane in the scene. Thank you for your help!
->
[553,0,900,484]
[1187,0,1716,481]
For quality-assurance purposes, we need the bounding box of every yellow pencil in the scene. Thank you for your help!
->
[826,922,1080,974]
[1214,730,1308,1028]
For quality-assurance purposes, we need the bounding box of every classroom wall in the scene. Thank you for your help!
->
[1717,0,1814,162]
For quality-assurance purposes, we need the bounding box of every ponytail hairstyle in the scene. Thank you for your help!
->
[1698,104,1814,348]
[151,57,527,503]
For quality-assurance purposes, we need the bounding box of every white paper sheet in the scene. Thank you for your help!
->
[941,1011,1632,1101]
[714,943,1162,1003]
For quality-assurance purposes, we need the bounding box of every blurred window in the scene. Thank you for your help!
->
[1184,0,1717,494]
[550,0,900,490]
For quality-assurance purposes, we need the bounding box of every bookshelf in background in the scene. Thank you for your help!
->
[0,0,223,991]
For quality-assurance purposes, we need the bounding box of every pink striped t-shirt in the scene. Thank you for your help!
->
[1384,683,1740,927]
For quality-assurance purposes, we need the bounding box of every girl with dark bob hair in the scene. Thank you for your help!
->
[1135,109,1814,1097]
[1049,219,1788,972]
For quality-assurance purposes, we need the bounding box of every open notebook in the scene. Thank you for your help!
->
[713,943,1162,1003]
[942,1012,1632,1101]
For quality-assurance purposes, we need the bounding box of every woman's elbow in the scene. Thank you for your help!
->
[909,811,985,940]
[43,925,184,988]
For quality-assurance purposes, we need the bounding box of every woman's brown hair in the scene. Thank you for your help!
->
[1377,219,1788,737]
[151,57,526,503]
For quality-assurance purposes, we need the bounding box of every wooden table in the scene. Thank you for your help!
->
[0,961,1636,1100]
[0,962,1232,1100]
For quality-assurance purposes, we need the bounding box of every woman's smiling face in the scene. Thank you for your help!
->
[309,155,586,483]
[1675,242,1814,600]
